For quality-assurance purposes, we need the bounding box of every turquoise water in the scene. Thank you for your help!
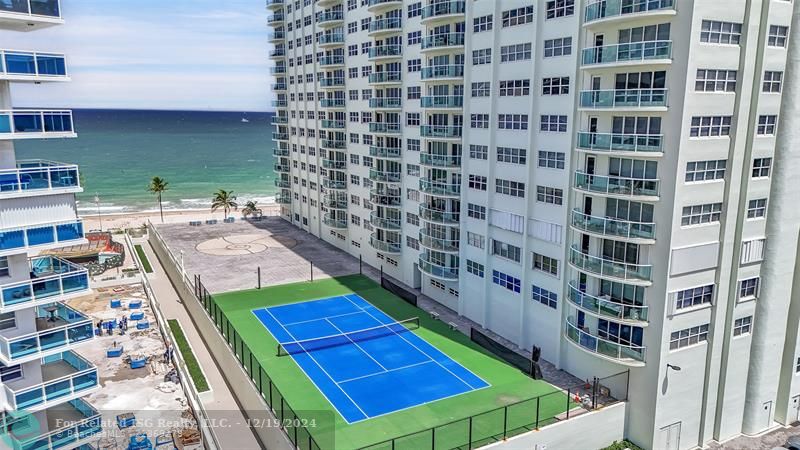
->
[14,109,277,214]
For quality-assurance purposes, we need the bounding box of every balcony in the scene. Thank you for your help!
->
[266,0,284,9]
[581,40,672,68]
[316,0,341,6]
[271,99,287,108]
[0,303,94,365]
[419,204,459,225]
[369,122,401,134]
[421,1,465,23]
[370,235,402,254]
[1,257,90,313]
[271,115,288,125]
[0,160,80,198]
[320,98,346,108]
[272,146,289,156]
[322,179,347,190]
[271,82,286,91]
[272,131,288,141]
[419,229,459,253]
[269,47,285,59]
[368,17,402,36]
[5,399,102,450]
[419,179,460,197]
[323,214,347,229]
[421,125,462,139]
[420,65,463,81]
[321,159,347,170]
[0,0,62,30]
[370,187,402,207]
[419,253,459,280]
[276,194,292,204]
[568,245,652,285]
[0,110,75,140]
[421,33,465,51]
[574,172,660,200]
[579,89,668,110]
[3,351,98,411]
[0,50,67,81]
[319,77,345,88]
[319,55,345,67]
[274,178,290,188]
[369,97,402,109]
[420,95,463,109]
[322,195,347,209]
[420,153,461,169]
[368,71,402,85]
[368,0,402,12]
[269,65,286,75]
[576,132,663,156]
[570,209,655,243]
[369,146,402,159]
[317,10,344,28]
[267,13,285,24]
[370,212,401,230]
[321,139,346,150]
[273,163,290,173]
[567,281,648,324]
[268,31,285,42]
[565,317,645,366]
[0,220,84,257]
[585,0,675,24]
[369,168,402,183]
[320,119,345,129]
[368,45,403,60]
[318,33,345,47]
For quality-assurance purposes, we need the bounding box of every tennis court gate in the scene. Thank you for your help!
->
[470,328,535,377]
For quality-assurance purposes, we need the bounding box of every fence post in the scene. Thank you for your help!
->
[380,265,384,279]
[359,254,362,274]
[566,388,571,419]
[431,427,435,449]
[257,266,261,289]
[503,406,508,439]
[467,416,473,448]
[592,376,598,409]
[269,379,273,406]
[535,396,540,429]
[311,261,314,282]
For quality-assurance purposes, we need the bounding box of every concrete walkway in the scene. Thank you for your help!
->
[133,236,262,450]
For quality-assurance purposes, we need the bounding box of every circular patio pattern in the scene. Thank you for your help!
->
[195,233,298,256]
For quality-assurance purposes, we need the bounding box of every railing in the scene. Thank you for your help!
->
[266,0,284,7]
[322,214,347,229]
[419,229,459,252]
[421,0,465,19]
[565,317,646,364]
[271,82,286,90]
[269,66,286,74]
[421,125,462,139]
[321,139,346,150]
[271,99,287,107]
[368,44,402,59]
[268,31,285,40]
[579,89,668,109]
[267,13,285,23]
[369,211,401,230]
[0,220,84,254]
[6,399,102,450]
[567,282,648,323]
[0,159,80,195]
[370,236,402,253]
[272,132,288,141]
[319,77,345,87]
[421,65,463,80]
[0,110,74,137]
[368,71,402,84]
[276,194,292,204]
[272,146,289,156]
[317,10,343,24]
[0,303,94,363]
[273,163,290,172]
[274,179,290,188]
[271,116,288,126]
[369,97,402,109]
[582,40,672,66]
[570,209,655,241]
[322,179,346,190]
[419,205,460,224]
[1,256,89,311]
[320,119,345,129]
[369,168,402,183]
[574,171,659,199]
[322,195,347,209]
[585,0,675,23]
[319,55,345,66]
[0,0,61,19]
[421,33,465,50]
[319,98,346,108]
[369,17,401,33]
[568,245,652,283]
[370,187,402,206]
[368,0,401,7]
[421,95,463,109]
[0,50,66,78]
[4,351,98,410]
[420,153,461,168]
[318,33,344,45]
[321,159,347,170]
[369,146,402,158]
[269,48,285,58]
[419,179,460,196]
[368,122,401,134]
[418,253,459,280]
[576,132,663,154]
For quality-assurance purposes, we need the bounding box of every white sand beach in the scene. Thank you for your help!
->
[79,204,282,231]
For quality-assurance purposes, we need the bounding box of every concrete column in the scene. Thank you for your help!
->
[742,0,800,435]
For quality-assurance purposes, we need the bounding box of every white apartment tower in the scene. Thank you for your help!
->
[0,2,101,450]
[269,0,800,448]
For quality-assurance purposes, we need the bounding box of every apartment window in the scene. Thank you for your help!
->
[502,6,534,27]
[540,115,568,132]
[497,147,527,164]
[348,44,358,56]
[542,77,569,95]
[546,0,574,18]
[471,114,490,129]
[685,160,727,182]
[763,71,783,93]
[0,256,8,277]
[493,240,522,263]
[675,285,714,310]
[348,67,358,78]
[407,113,420,126]
[496,179,526,197]
[470,144,488,160]
[538,151,565,169]
[407,189,419,202]
[670,325,710,350]
[361,17,370,31]
[499,80,530,96]
[406,213,419,226]
[407,139,420,152]
[536,186,563,205]
[733,316,753,337]
[467,232,485,249]
[695,69,737,92]
[408,31,421,45]
[361,42,372,54]
[408,2,421,18]
[543,37,572,57]
[757,115,777,135]
[471,82,491,97]
[681,203,722,226]
[500,43,532,62]
[498,114,528,130]
[493,270,521,293]
[473,14,493,32]
[768,25,789,47]
[747,198,767,219]
[466,260,485,278]
[408,86,421,99]
[406,236,419,250]
[690,116,732,137]
[406,164,420,176]
[0,312,16,331]
[753,158,772,178]
[532,253,559,277]
[700,20,742,45]
[532,285,557,309]
[350,174,360,185]
[468,174,487,191]
[408,59,421,72]
[468,203,486,220]
[739,277,760,300]
[472,48,492,65]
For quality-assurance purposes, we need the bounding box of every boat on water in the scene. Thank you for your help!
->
[241,117,250,123]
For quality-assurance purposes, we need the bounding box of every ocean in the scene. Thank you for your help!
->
[13,109,278,215]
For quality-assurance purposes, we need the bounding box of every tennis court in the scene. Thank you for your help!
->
[253,294,489,423]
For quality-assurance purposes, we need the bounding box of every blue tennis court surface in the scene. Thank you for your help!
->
[253,294,489,423]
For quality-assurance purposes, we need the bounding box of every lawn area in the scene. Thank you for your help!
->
[134,244,153,273]
[168,319,210,392]
[212,275,572,450]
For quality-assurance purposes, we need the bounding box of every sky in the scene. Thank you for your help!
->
[1,0,274,111]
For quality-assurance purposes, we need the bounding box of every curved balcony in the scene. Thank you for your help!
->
[317,10,344,28]
[419,204,459,225]
[369,122,401,134]
[322,195,347,209]
[370,235,402,254]
[419,179,460,197]
[266,0,284,10]
[581,40,672,68]
[576,132,663,156]
[368,0,402,12]
[317,0,342,6]
[272,99,287,108]
[321,139,346,151]
[272,146,289,156]
[574,172,660,201]
[420,95,463,110]
[3,351,98,412]
[7,398,102,450]
[419,153,461,169]
[419,229,459,253]
[369,97,402,109]
[421,125,462,139]
[368,18,402,36]
[323,214,348,229]
[368,44,403,60]
[0,160,81,199]
[268,31,285,42]
[269,65,286,75]
[321,159,347,170]
[0,303,94,365]
[0,257,89,313]
[320,98,346,109]
[271,82,286,91]
[565,317,645,366]
[369,146,402,159]
[267,13,285,25]
[318,33,345,47]
[585,0,675,25]
[0,110,75,140]
[0,50,68,82]
[568,245,652,285]
[0,0,63,30]
[369,71,402,85]
[274,178,290,189]
[319,77,345,88]
[421,65,463,81]
[273,163,290,173]
[0,220,84,258]
[321,119,346,129]
[269,48,285,59]
[369,168,402,183]
[272,131,288,141]
[276,193,292,204]
[570,209,655,243]
[320,55,345,67]
[579,89,668,110]
[369,211,401,230]
[567,282,648,324]
[421,33,465,52]
[419,253,459,280]
[322,179,347,190]
[421,1,465,23]
[370,186,402,205]
[271,115,287,125]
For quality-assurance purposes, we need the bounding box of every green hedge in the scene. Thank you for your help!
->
[134,244,153,273]
[168,319,210,392]
[600,440,643,450]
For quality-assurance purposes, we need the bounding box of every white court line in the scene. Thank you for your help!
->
[337,360,435,384]
[324,318,389,372]
[282,310,365,327]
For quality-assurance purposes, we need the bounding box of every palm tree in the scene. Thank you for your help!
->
[241,200,262,219]
[147,177,169,223]
[211,189,238,220]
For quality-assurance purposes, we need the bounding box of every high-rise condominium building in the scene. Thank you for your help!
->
[270,0,800,448]
[0,1,102,449]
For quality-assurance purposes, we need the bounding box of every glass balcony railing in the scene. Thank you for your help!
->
[369,168,402,183]
[420,65,463,80]
[319,77,345,87]
[0,50,66,79]
[369,17,402,34]
[422,1,465,20]
[565,317,646,364]
[569,245,652,283]
[421,125,462,139]
[420,153,461,168]
[272,99,287,107]
[269,48,285,58]
[368,45,403,59]
[421,33,465,50]
[582,40,672,66]
[567,282,649,323]
[274,178,290,189]
[420,95,463,109]
[273,163,290,172]
[0,220,84,254]
[323,214,347,229]
[419,229,459,253]
[268,31,285,41]
[267,13,285,23]
[368,122,401,134]
[320,119,345,129]
[419,253,459,280]
[317,10,344,25]
[320,98,346,108]
[574,171,659,199]
[3,351,98,411]
[0,160,80,196]
[419,204,459,224]
[321,139,346,150]
[370,211,401,230]
[0,303,94,364]
[276,194,292,204]
[322,195,347,209]
[266,0,285,8]
[368,0,402,8]
[0,110,74,138]
[271,82,286,91]
[576,132,663,154]
[321,159,347,170]
[419,179,460,196]
[6,398,102,450]
[370,187,402,206]
[369,97,402,109]
[322,179,347,190]
[370,236,402,253]
[1,257,89,312]
[0,0,61,19]
[585,0,675,23]
[319,55,345,66]
[369,71,402,84]
[369,146,401,158]
[570,209,655,241]
[579,89,668,109]
[318,33,345,45]
[269,65,286,74]
[272,132,288,141]
[272,146,289,156]
[271,115,288,125]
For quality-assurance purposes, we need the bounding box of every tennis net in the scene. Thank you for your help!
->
[277,317,420,356]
